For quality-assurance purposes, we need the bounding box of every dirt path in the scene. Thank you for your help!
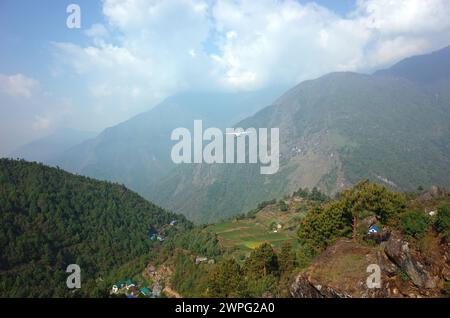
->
[163,286,182,298]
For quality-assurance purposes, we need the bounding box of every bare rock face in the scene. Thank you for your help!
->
[289,275,323,298]
[356,280,390,298]
[290,235,447,298]
[289,273,390,298]
[418,186,449,202]
[377,250,397,277]
[289,275,352,298]
[384,232,437,289]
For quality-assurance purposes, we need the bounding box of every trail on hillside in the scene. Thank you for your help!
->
[163,286,182,298]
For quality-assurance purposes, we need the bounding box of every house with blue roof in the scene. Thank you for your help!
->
[140,287,152,296]
[367,225,380,235]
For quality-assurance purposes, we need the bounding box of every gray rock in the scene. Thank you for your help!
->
[289,275,352,298]
[384,232,437,288]
[377,250,397,277]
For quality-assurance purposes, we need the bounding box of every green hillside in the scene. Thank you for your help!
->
[0,159,191,297]
[206,191,326,254]
[163,182,450,298]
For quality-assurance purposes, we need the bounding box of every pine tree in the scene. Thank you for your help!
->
[209,258,243,297]
[278,242,296,274]
[244,243,279,279]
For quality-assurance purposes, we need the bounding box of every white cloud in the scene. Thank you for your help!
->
[32,115,51,131]
[53,0,215,121]
[3,0,450,156]
[0,74,39,99]
[0,73,74,155]
[210,0,450,88]
[52,0,450,100]
[354,0,450,34]
[85,23,109,39]
[210,0,370,88]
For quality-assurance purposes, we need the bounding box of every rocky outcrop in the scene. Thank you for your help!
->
[418,186,449,202]
[384,232,438,289]
[289,239,385,298]
[377,250,397,277]
[290,233,449,298]
[289,274,352,298]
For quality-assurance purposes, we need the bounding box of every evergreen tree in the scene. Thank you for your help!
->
[208,258,243,297]
[278,242,296,274]
[244,243,279,279]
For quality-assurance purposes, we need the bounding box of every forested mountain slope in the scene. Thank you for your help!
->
[0,159,190,297]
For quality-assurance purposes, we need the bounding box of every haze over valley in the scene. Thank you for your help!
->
[1,0,450,300]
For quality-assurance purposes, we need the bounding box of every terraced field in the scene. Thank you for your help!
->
[206,205,304,252]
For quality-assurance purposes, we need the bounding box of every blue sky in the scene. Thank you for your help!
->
[0,0,354,81]
[0,1,101,72]
[1,0,450,155]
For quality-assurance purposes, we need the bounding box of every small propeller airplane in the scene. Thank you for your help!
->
[225,130,253,137]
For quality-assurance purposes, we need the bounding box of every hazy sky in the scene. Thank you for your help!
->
[1,0,450,155]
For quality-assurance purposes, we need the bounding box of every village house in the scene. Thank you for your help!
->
[110,279,138,295]
[128,285,140,297]
[111,280,127,294]
[140,287,152,297]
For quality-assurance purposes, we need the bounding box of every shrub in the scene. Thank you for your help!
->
[434,205,450,235]
[444,281,450,295]
[278,200,288,212]
[396,267,410,281]
[244,274,277,298]
[297,181,406,249]
[257,199,276,210]
[400,211,429,238]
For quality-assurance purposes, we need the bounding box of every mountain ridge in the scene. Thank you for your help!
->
[149,48,450,223]
[51,89,284,194]
[9,128,97,163]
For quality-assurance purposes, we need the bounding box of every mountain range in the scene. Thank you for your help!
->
[49,89,284,194]
[9,46,450,224]
[149,46,450,223]
[9,128,96,163]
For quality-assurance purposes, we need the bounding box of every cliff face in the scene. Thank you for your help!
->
[384,232,439,289]
[290,233,449,298]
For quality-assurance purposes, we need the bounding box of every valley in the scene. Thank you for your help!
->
[149,47,450,223]
[1,43,450,300]
[8,47,450,226]
[0,158,449,298]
